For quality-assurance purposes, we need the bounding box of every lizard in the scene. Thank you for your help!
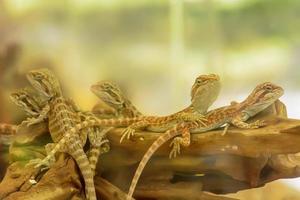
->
[88,74,220,143]
[119,73,221,142]
[24,68,98,200]
[125,82,284,200]
[87,80,143,175]
[8,85,109,181]
[0,88,43,144]
[34,73,220,177]
[91,80,142,118]
[86,74,220,175]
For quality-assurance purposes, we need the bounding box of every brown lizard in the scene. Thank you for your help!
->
[8,85,109,181]
[118,74,221,142]
[0,88,43,144]
[91,81,142,118]
[25,68,97,200]
[88,74,220,177]
[126,82,284,199]
[87,81,143,175]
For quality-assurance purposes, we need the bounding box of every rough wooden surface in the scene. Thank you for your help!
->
[0,100,300,200]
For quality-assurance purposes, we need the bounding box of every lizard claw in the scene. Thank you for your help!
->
[120,127,136,143]
[169,137,182,159]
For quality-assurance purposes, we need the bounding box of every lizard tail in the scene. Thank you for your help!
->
[0,123,17,145]
[69,137,97,200]
[88,147,100,176]
[126,122,188,200]
[0,123,17,135]
[75,117,142,130]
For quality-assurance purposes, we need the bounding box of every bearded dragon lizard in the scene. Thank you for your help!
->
[24,68,97,200]
[91,81,142,118]
[86,81,143,175]
[0,88,43,144]
[126,82,284,199]
[87,75,220,176]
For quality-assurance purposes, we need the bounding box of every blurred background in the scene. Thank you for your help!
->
[0,0,300,199]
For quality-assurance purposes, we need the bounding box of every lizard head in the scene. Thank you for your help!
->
[242,82,284,117]
[191,74,221,113]
[10,88,41,116]
[90,81,125,109]
[26,68,61,99]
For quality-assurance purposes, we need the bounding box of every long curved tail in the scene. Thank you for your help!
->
[0,123,17,145]
[126,122,192,200]
[69,137,96,200]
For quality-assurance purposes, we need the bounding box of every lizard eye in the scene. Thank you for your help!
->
[265,85,273,91]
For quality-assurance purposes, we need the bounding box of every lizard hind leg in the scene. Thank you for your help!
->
[169,126,191,159]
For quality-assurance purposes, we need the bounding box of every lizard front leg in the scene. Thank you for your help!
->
[120,120,149,143]
[22,104,50,127]
[88,127,111,176]
[169,125,191,159]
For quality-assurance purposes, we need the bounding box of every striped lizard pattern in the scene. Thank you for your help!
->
[25,69,97,200]
[126,82,284,199]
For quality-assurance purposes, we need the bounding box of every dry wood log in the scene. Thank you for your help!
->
[0,100,300,199]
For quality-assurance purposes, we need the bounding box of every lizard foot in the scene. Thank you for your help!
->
[120,127,136,143]
[169,137,183,159]
[181,113,208,126]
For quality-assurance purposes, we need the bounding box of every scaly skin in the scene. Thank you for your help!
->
[35,74,219,191]
[126,82,284,200]
[25,69,97,200]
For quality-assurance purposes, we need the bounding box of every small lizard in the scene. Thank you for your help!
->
[91,81,142,118]
[87,81,143,175]
[119,74,221,142]
[0,88,43,143]
[25,69,97,200]
[125,82,284,199]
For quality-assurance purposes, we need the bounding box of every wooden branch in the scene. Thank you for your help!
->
[1,100,300,199]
